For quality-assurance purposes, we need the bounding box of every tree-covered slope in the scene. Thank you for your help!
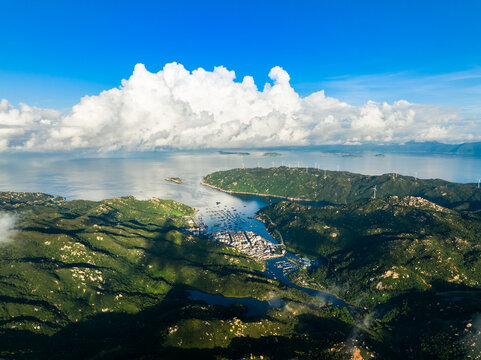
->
[258,196,481,359]
[258,196,481,306]
[203,167,481,209]
[0,192,374,360]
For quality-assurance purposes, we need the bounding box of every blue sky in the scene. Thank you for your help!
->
[1,0,481,111]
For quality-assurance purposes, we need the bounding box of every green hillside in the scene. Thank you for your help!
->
[257,197,481,359]
[0,192,374,360]
[202,168,481,359]
[258,197,481,304]
[203,167,481,209]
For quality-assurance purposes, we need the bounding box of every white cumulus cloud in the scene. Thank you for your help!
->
[0,63,477,151]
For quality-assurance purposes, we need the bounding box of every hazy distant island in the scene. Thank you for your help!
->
[312,140,481,157]
[263,152,282,157]
[218,150,250,156]
[165,177,183,184]
[341,153,362,158]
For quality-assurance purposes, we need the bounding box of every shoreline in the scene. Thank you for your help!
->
[165,177,183,184]
[200,181,314,202]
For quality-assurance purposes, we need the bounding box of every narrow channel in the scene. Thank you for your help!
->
[195,187,359,314]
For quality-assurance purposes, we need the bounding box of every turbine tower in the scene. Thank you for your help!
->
[372,185,377,199]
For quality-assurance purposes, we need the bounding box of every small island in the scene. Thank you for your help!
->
[263,152,281,157]
[165,177,183,184]
[218,150,250,156]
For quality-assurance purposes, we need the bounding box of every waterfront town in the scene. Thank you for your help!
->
[182,202,317,272]
[210,230,285,260]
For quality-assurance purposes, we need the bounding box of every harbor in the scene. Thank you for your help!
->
[182,199,319,280]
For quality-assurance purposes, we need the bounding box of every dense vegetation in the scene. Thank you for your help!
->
[0,192,376,360]
[203,167,481,210]
[205,168,481,359]
[259,197,481,304]
[258,197,481,359]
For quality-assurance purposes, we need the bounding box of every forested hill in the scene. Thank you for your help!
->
[258,196,481,304]
[0,192,370,360]
[203,167,481,209]
[256,196,481,359]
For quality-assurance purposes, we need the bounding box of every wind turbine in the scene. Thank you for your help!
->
[372,185,377,199]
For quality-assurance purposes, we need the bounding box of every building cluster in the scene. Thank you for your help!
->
[210,230,285,260]
[184,217,208,237]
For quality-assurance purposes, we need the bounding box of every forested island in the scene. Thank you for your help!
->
[165,177,183,184]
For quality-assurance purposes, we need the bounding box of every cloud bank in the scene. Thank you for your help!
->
[0,63,477,151]
[0,212,18,243]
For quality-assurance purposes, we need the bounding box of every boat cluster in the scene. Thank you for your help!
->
[203,205,252,232]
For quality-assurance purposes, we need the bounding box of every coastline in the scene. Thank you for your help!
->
[200,181,314,202]
[165,177,183,184]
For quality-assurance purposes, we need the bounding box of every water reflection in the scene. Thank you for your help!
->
[187,290,284,317]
